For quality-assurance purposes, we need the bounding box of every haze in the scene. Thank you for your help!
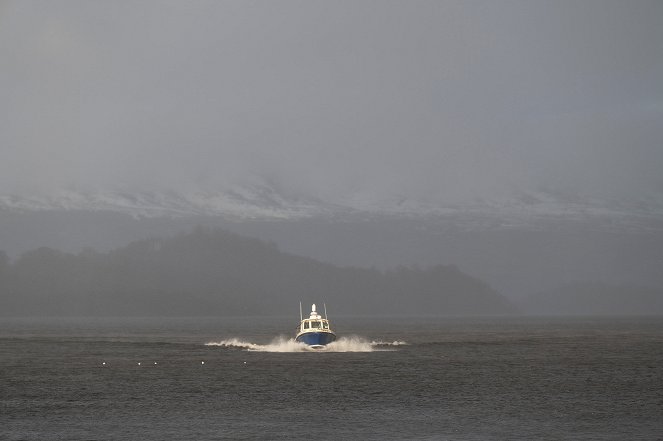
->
[1,0,661,205]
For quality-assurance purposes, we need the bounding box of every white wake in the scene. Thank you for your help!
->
[205,336,407,352]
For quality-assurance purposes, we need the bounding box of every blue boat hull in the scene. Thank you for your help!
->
[295,332,337,347]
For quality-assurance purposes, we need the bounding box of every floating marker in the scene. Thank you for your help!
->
[243,361,247,364]
[138,362,141,366]
[154,362,158,365]
[201,361,205,365]
[102,362,106,365]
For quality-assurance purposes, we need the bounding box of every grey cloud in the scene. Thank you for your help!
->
[1,0,661,203]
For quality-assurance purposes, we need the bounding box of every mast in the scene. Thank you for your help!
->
[324,303,328,320]
[299,301,303,321]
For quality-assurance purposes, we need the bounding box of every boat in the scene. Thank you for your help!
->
[295,303,337,349]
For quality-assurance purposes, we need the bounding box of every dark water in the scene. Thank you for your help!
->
[1,316,662,440]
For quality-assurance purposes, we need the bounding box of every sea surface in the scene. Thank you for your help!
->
[1,315,662,440]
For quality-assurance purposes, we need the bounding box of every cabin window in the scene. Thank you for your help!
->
[304,322,310,329]
[311,321,321,329]
[322,322,329,329]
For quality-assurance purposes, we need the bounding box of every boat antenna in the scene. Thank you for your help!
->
[324,303,328,320]
[299,301,303,321]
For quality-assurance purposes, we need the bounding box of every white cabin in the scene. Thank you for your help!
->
[297,303,333,333]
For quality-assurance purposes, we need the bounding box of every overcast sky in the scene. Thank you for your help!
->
[1,0,661,205]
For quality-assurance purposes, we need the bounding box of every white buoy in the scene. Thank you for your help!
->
[102,362,106,366]
[154,362,158,365]
[201,361,205,365]
[138,362,141,366]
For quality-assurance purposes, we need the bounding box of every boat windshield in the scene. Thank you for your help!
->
[302,320,331,330]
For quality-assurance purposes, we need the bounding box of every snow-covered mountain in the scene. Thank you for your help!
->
[1,185,662,233]
[0,186,327,220]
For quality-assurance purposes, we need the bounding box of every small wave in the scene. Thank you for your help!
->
[370,340,408,346]
[205,337,304,352]
[205,336,405,352]
[325,336,375,352]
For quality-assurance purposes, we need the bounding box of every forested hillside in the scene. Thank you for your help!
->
[0,227,516,316]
